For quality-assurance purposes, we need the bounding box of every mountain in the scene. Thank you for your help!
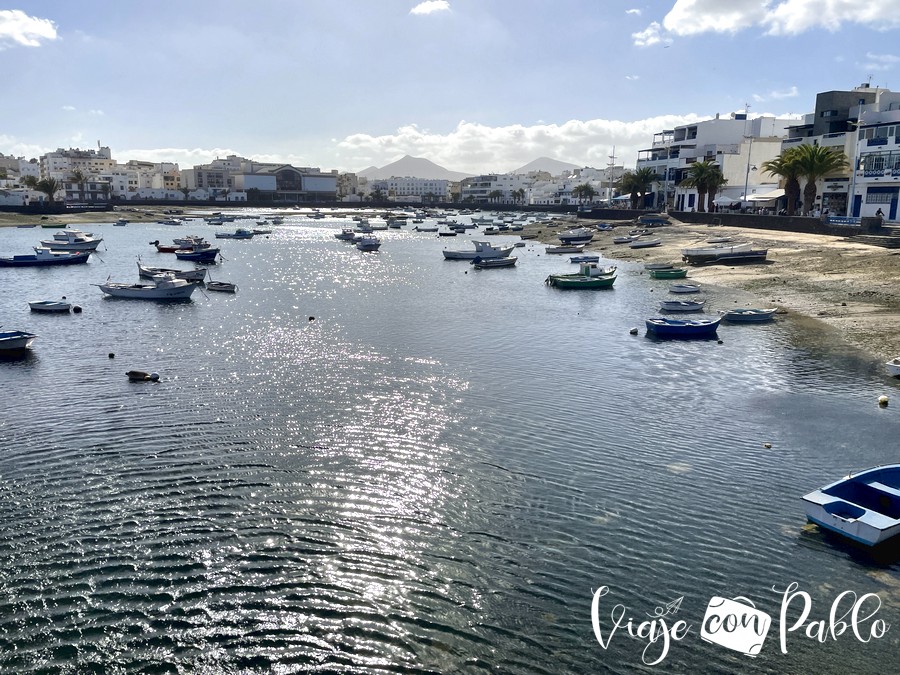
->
[513,157,581,175]
[357,155,473,181]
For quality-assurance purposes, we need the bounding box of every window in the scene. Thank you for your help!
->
[865,191,894,204]
[821,110,839,117]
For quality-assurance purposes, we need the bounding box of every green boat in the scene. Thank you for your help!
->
[649,267,688,279]
[40,222,68,228]
[545,273,617,289]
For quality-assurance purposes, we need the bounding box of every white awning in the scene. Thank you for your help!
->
[744,188,785,202]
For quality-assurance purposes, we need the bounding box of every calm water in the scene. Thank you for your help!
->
[1,212,898,673]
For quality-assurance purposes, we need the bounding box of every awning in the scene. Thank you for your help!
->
[744,188,785,202]
[713,195,741,205]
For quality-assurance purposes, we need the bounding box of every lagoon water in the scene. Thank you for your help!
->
[1,213,898,673]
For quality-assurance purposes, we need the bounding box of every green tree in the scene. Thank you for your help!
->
[792,144,848,215]
[704,165,728,212]
[680,161,719,213]
[69,168,88,203]
[36,177,61,204]
[22,175,38,189]
[761,148,803,216]
[370,187,385,202]
[488,189,503,203]
[572,183,598,204]
[181,187,192,200]
[616,168,658,209]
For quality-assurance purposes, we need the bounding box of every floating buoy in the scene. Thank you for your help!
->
[308,316,315,322]
[629,327,639,335]
[763,442,772,449]
[717,339,724,344]
[879,395,889,407]
[108,353,115,358]
[73,305,82,313]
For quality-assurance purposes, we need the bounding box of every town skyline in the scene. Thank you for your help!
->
[2,2,900,174]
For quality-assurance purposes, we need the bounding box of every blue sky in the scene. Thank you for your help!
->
[2,1,899,174]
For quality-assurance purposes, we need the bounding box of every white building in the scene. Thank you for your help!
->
[368,177,450,202]
[459,174,532,204]
[40,146,116,181]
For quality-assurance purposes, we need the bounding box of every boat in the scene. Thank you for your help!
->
[613,236,635,244]
[669,284,701,294]
[660,300,705,312]
[443,241,514,260]
[252,228,272,235]
[545,244,585,254]
[175,247,220,263]
[649,268,688,279]
[356,235,382,252]
[96,274,197,300]
[720,308,777,322]
[29,298,72,313]
[41,231,102,251]
[629,238,662,249]
[682,242,755,264]
[472,256,517,269]
[0,330,37,354]
[414,225,438,232]
[802,464,900,546]
[137,261,207,282]
[206,280,238,293]
[126,370,159,381]
[888,358,900,377]
[114,218,128,226]
[638,213,670,225]
[706,236,732,243]
[335,228,357,241]
[629,229,652,237]
[40,222,67,228]
[558,228,595,245]
[0,247,91,267]
[438,230,458,237]
[644,262,675,271]
[16,224,37,228]
[711,249,769,264]
[545,272,617,289]
[570,255,601,263]
[645,317,721,338]
[215,228,255,239]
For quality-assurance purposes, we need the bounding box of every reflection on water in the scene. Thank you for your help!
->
[0,214,898,672]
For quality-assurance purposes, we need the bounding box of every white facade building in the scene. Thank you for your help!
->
[368,177,450,202]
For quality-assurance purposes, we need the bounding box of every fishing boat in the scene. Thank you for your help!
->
[96,273,197,300]
[649,268,688,279]
[887,357,900,377]
[472,256,517,269]
[356,235,382,252]
[802,464,900,546]
[645,317,721,338]
[0,247,91,267]
[137,261,207,282]
[545,273,616,289]
[660,300,705,312]
[443,241,514,260]
[41,230,102,251]
[334,228,356,241]
[570,255,601,263]
[0,330,37,354]
[175,247,220,263]
[629,238,662,249]
[720,308,777,322]
[215,228,255,239]
[545,244,586,254]
[29,298,72,313]
[669,284,701,294]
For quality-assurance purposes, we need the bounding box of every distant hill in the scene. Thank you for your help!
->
[514,157,581,175]
[357,155,473,181]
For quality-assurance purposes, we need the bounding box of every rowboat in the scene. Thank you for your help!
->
[29,298,72,313]
[570,255,601,264]
[137,261,207,282]
[206,280,238,292]
[660,300,705,312]
[629,238,662,249]
[0,330,37,354]
[443,241,514,260]
[669,284,701,294]
[644,262,674,270]
[175,248,220,263]
[888,357,900,377]
[720,308,777,322]
[645,317,720,338]
[472,256,517,269]
[545,244,585,254]
[545,274,616,289]
[649,268,688,279]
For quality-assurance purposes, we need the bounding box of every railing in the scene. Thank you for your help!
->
[826,216,860,226]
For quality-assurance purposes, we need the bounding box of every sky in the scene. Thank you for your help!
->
[2,1,900,175]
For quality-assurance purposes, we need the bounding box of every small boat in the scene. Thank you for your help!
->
[16,224,37,228]
[175,247,220,263]
[206,280,238,292]
[570,255,601,263]
[613,236,635,244]
[638,213,670,225]
[96,273,197,300]
[706,236,732,243]
[720,308,777,322]
[0,330,38,354]
[558,228,595,245]
[660,300,705,312]
[215,228,255,239]
[644,262,674,270]
[472,256,517,269]
[0,247,91,267]
[137,261,207,282]
[438,230,458,237]
[443,241,514,260]
[887,357,900,377]
[414,225,438,232]
[629,238,662,249]
[545,273,616,290]
[29,298,72,313]
[518,233,538,240]
[649,268,688,279]
[682,242,752,258]
[334,228,356,241]
[126,370,159,381]
[252,228,272,235]
[645,317,720,338]
[114,218,128,226]
[669,284,701,294]
[802,464,900,546]
[40,222,67,228]
[545,244,585,254]
[41,231,102,251]
[356,235,382,252]
[629,229,652,236]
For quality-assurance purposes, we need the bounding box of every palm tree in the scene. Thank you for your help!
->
[761,148,803,216]
[69,169,88,203]
[35,177,61,204]
[181,187,191,200]
[681,161,719,213]
[704,165,728,212]
[22,175,38,189]
[792,144,848,215]
[572,183,598,205]
[488,189,503,204]
[616,168,658,209]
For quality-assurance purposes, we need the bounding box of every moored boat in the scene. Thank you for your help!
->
[669,284,701,294]
[356,235,382,251]
[175,247,220,263]
[472,256,517,269]
[720,308,777,322]
[29,298,72,313]
[215,228,255,239]
[649,267,688,279]
[137,261,207,282]
[887,357,900,377]
[545,273,616,289]
[570,255,600,263]
[41,230,102,251]
[96,274,197,300]
[443,241,514,260]
[0,330,37,354]
[660,300,705,312]
[0,247,91,267]
[645,317,720,338]
[206,280,238,292]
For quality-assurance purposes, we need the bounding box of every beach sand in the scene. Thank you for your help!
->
[3,208,900,364]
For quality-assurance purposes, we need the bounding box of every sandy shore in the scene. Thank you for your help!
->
[529,215,900,364]
[4,208,900,364]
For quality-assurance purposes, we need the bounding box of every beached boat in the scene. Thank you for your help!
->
[114,218,128,226]
[644,262,675,270]
[682,242,752,258]
[629,238,662,249]
[682,242,759,264]
[720,308,777,322]
[558,228,595,244]
[887,357,900,377]
[443,241,514,260]
[711,249,769,264]
[545,244,586,254]
[472,256,517,269]
[638,213,670,225]
[356,235,382,251]
[660,300,705,312]
[649,268,688,279]
[175,247,220,263]
[137,261,207,282]
[802,464,900,546]
[645,317,720,338]
[613,236,635,244]
[96,274,197,300]
[0,247,91,267]
[669,284,701,294]
[0,330,37,354]
[570,255,601,263]
[29,298,72,313]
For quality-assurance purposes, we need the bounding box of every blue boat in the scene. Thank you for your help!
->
[802,464,900,546]
[645,317,720,338]
[175,247,220,262]
[0,247,91,267]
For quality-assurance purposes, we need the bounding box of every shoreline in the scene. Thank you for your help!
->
[3,208,900,365]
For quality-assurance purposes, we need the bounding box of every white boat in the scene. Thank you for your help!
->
[334,228,356,241]
[644,262,674,270]
[558,227,595,244]
[137,261,207,282]
[472,256,517,269]
[545,244,586,254]
[356,235,382,251]
[52,228,94,240]
[443,241,514,260]
[96,274,197,300]
[613,236,635,244]
[669,284,701,294]
[215,228,255,239]
[629,238,662,249]
[41,231,102,251]
[0,330,37,353]
[887,357,900,377]
[29,298,72,313]
[802,464,900,546]
[681,242,752,258]
[660,300,705,312]
[720,308,777,322]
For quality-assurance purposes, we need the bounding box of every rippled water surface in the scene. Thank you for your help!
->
[1,214,899,673]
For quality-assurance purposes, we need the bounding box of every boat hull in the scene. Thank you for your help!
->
[175,248,220,262]
[0,251,91,266]
[99,283,196,300]
[649,268,688,279]
[645,317,720,337]
[722,308,777,322]
[546,274,616,289]
[0,331,38,352]
[29,301,71,313]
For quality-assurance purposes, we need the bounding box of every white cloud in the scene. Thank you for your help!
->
[61,105,76,111]
[632,21,665,47]
[660,0,900,37]
[861,52,900,72]
[626,8,642,15]
[335,116,705,174]
[116,146,314,169]
[625,75,640,81]
[89,109,104,116]
[410,1,450,16]
[752,86,799,102]
[0,10,57,49]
